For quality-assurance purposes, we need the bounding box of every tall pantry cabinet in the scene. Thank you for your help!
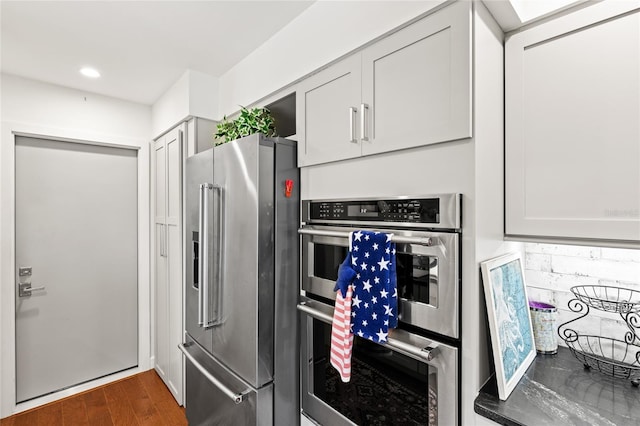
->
[152,125,184,404]
[151,117,217,405]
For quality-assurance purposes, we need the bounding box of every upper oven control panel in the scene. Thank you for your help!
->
[302,194,461,230]
[312,199,438,222]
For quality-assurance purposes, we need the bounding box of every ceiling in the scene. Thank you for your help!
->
[0,1,315,105]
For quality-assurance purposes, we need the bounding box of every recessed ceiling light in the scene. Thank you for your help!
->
[80,67,100,78]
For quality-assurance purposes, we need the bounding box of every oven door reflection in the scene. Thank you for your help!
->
[301,226,460,339]
[300,300,458,426]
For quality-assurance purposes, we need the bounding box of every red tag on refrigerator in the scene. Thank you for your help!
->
[285,179,294,198]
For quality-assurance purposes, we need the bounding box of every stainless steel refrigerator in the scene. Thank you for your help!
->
[179,134,299,426]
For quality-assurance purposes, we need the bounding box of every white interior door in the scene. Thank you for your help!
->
[15,136,138,403]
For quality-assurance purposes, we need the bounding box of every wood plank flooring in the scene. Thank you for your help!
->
[0,370,187,426]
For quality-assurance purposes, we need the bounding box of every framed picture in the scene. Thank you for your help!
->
[481,252,536,400]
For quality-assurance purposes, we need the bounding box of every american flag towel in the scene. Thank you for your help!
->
[329,284,354,382]
[330,230,397,381]
[350,230,397,343]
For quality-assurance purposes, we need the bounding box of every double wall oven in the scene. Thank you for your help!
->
[298,194,462,426]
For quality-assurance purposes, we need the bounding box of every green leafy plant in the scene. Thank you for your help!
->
[214,106,276,146]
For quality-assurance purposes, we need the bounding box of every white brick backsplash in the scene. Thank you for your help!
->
[526,287,556,306]
[600,317,629,340]
[525,252,551,272]
[598,279,640,291]
[556,308,602,345]
[525,242,600,258]
[525,243,640,347]
[524,270,558,288]
[524,243,543,253]
[556,292,622,321]
[551,255,640,283]
[555,291,578,312]
[598,279,620,287]
[601,247,640,263]
[525,269,599,293]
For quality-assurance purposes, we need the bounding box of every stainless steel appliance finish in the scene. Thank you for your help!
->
[182,134,299,426]
[300,196,461,339]
[299,298,459,426]
[302,193,461,230]
[299,195,462,425]
[181,335,273,426]
[186,148,214,352]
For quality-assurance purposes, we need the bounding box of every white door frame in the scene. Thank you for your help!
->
[0,122,151,417]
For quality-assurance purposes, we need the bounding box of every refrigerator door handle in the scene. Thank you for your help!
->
[198,183,213,326]
[205,184,223,328]
[178,343,250,404]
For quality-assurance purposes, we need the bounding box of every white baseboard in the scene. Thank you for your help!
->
[11,365,149,416]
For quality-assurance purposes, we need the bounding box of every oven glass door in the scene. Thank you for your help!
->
[301,225,460,338]
[299,300,458,426]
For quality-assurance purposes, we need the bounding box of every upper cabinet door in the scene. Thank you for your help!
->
[296,54,362,166]
[505,3,640,243]
[165,129,182,226]
[154,139,167,223]
[361,0,472,157]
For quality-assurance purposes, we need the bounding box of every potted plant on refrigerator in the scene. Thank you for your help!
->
[213,106,276,146]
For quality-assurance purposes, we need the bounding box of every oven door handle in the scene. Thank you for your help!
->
[297,301,439,363]
[298,228,437,247]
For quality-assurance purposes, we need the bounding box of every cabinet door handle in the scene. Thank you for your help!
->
[159,224,165,257]
[349,107,358,143]
[360,103,369,142]
[163,223,168,257]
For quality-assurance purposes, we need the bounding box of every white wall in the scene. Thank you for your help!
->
[0,73,152,417]
[525,242,640,347]
[152,72,190,137]
[1,74,150,140]
[218,0,445,116]
[151,69,218,138]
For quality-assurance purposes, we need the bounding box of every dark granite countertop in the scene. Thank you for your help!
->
[474,347,640,426]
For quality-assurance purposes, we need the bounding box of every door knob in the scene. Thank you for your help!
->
[18,282,46,297]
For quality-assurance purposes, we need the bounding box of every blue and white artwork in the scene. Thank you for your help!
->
[489,259,534,383]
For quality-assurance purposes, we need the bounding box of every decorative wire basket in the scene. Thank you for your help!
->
[558,286,640,386]
[560,331,640,385]
[570,285,640,314]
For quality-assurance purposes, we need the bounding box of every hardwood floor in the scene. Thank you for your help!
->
[0,370,187,426]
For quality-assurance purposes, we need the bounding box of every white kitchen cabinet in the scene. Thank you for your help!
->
[361,0,471,157]
[296,0,471,167]
[505,2,640,243]
[152,125,184,404]
[186,116,217,157]
[296,55,362,165]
